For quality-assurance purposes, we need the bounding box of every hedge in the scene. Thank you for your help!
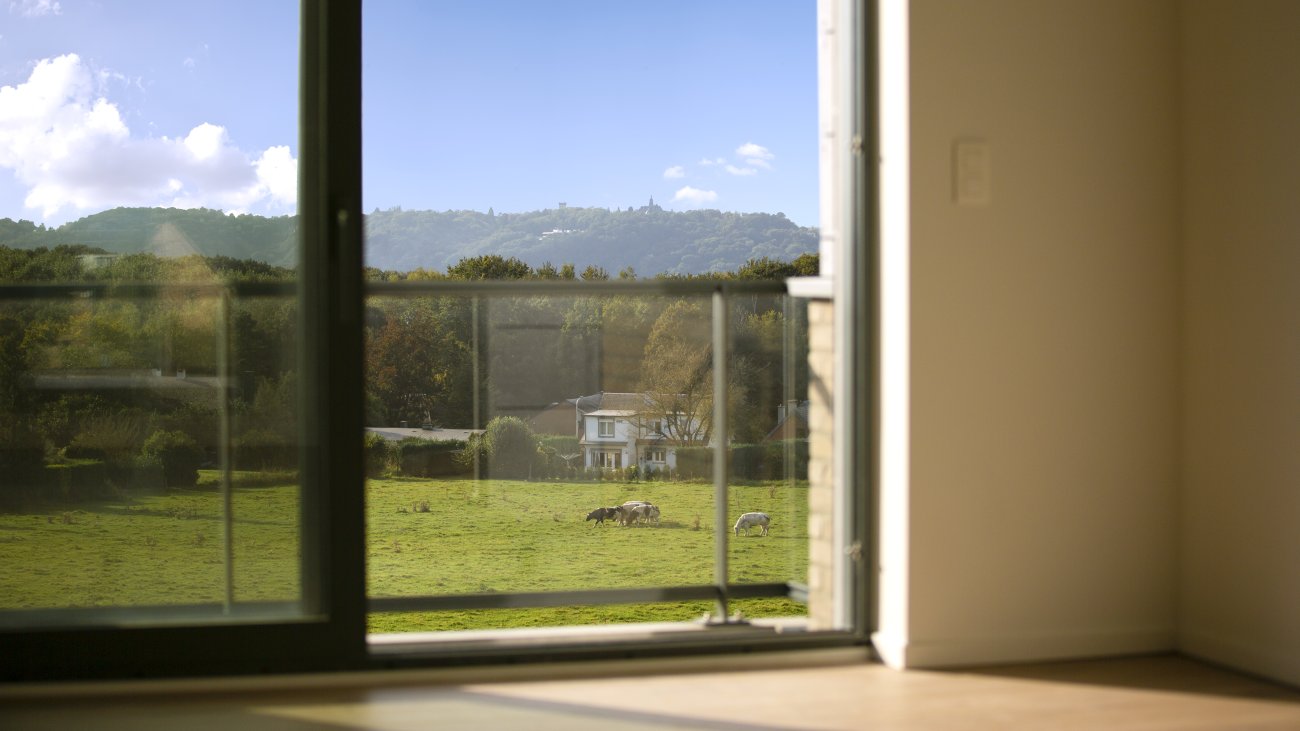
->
[396,439,467,477]
[43,460,109,501]
[674,440,809,481]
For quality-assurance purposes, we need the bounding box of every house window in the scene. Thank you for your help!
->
[598,417,615,438]
[646,449,667,463]
[1,0,870,681]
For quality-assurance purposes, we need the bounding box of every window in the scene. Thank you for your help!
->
[598,418,615,438]
[646,449,667,464]
[0,0,870,681]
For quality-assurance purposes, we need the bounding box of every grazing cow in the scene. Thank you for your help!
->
[619,501,659,526]
[585,506,622,525]
[733,512,771,536]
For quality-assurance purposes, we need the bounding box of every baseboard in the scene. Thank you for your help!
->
[872,626,1176,669]
[1181,628,1300,689]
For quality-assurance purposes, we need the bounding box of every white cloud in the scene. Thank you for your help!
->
[663,165,685,179]
[736,142,774,169]
[725,164,757,176]
[184,123,226,161]
[255,145,297,206]
[0,54,297,220]
[9,0,61,17]
[698,157,726,166]
[672,186,718,207]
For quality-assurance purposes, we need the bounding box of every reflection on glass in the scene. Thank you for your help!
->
[0,2,301,623]
[0,276,301,617]
[364,288,809,632]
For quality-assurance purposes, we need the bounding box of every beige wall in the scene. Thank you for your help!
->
[894,0,1183,667]
[890,0,1300,685]
[1180,0,1300,687]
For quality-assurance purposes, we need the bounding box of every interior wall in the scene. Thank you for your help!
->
[897,0,1182,667]
[1180,0,1300,687]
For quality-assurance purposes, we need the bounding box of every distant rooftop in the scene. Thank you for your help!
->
[365,427,482,442]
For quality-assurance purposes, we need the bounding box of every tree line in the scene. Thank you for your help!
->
[1,245,813,504]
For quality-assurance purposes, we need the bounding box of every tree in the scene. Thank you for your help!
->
[636,301,716,446]
[364,298,473,426]
[580,265,609,281]
[142,429,204,488]
[446,254,532,280]
[461,416,538,479]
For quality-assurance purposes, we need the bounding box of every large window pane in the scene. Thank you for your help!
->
[362,2,819,635]
[0,3,303,625]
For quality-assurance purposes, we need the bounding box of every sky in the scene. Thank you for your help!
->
[0,1,820,229]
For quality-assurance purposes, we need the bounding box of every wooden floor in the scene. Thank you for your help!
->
[3,652,1299,730]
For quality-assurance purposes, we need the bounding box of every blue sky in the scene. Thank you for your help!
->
[0,1,819,229]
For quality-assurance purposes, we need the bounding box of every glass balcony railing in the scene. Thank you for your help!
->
[0,278,811,634]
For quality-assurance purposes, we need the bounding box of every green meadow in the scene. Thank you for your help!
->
[0,474,808,633]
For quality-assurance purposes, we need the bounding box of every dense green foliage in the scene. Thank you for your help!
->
[393,439,465,477]
[141,429,205,488]
[0,232,811,515]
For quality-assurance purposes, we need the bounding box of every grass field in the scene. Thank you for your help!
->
[0,473,809,633]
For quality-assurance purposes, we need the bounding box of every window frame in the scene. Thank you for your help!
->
[597,417,616,438]
[0,0,874,682]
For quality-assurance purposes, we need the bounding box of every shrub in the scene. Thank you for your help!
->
[142,429,204,488]
[0,420,46,506]
[232,428,297,471]
[672,441,809,481]
[396,439,466,477]
[363,432,390,477]
[43,460,109,502]
[461,417,540,480]
[69,411,151,467]
[674,446,713,480]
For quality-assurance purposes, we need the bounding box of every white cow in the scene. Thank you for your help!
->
[621,501,660,526]
[733,512,770,536]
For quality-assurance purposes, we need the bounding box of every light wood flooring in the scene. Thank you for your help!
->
[3,652,1299,730]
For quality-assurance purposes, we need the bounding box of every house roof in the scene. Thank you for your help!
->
[575,392,650,413]
[588,409,636,417]
[365,427,482,442]
[763,400,811,442]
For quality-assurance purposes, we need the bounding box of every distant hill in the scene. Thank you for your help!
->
[0,204,819,276]
[0,208,297,268]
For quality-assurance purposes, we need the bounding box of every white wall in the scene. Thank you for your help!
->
[887,0,1300,686]
[891,0,1183,667]
[1180,0,1300,687]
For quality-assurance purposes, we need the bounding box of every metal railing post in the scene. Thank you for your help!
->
[711,288,730,621]
[217,288,235,613]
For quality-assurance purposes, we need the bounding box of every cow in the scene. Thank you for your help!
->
[733,512,771,536]
[619,501,660,526]
[585,506,622,525]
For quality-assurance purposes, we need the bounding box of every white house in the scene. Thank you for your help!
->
[573,392,701,472]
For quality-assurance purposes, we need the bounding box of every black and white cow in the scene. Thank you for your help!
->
[585,506,622,525]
